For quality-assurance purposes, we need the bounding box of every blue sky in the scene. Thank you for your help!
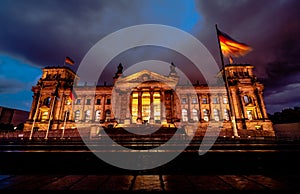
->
[0,0,300,114]
[0,55,42,111]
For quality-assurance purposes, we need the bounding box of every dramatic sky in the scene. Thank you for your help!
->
[0,0,299,114]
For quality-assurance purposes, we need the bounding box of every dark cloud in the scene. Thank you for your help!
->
[0,0,299,113]
[194,0,300,113]
[0,77,26,94]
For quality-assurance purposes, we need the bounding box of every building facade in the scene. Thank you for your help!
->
[24,63,275,138]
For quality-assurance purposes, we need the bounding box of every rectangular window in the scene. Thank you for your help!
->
[86,99,91,105]
[96,99,101,105]
[192,98,197,104]
[75,99,81,105]
[223,97,228,104]
[212,97,219,104]
[202,98,207,104]
[182,98,187,104]
[106,99,111,105]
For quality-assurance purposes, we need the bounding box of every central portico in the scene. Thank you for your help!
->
[112,68,179,126]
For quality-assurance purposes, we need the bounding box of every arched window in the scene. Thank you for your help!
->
[247,110,253,120]
[182,109,188,122]
[105,109,111,121]
[243,95,252,105]
[203,109,209,121]
[85,110,91,122]
[224,109,230,121]
[74,110,80,122]
[213,109,220,121]
[95,110,101,122]
[43,97,51,107]
[192,109,198,121]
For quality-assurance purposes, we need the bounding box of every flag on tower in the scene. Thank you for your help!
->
[65,56,75,65]
[217,28,252,58]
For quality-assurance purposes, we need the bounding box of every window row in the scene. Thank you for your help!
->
[181,108,230,122]
[75,98,111,105]
[74,109,111,122]
[181,97,228,104]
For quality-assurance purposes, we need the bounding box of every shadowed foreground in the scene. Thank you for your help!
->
[1,138,300,193]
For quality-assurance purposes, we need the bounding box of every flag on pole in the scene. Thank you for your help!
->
[65,56,75,65]
[217,28,252,58]
[68,90,77,102]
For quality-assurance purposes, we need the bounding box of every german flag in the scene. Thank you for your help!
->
[217,29,252,57]
[69,90,77,101]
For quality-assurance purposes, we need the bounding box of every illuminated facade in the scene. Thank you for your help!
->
[24,63,275,138]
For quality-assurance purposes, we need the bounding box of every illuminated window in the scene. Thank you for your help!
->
[192,109,198,121]
[76,99,81,105]
[41,111,48,122]
[74,110,80,122]
[203,109,209,121]
[182,109,188,122]
[43,97,51,107]
[95,110,101,122]
[142,92,150,122]
[224,109,230,121]
[212,97,219,104]
[243,95,252,105]
[153,92,161,122]
[131,92,138,123]
[247,110,253,120]
[85,110,91,122]
[213,109,220,121]
[223,97,228,104]
[192,97,197,104]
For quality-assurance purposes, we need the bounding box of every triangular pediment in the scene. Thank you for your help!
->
[117,70,178,84]
[114,70,179,90]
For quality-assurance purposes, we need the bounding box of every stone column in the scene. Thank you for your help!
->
[170,92,174,122]
[53,92,62,121]
[137,90,142,124]
[28,93,38,120]
[187,94,191,121]
[239,92,247,119]
[101,95,106,121]
[230,89,241,120]
[218,94,223,120]
[161,90,167,124]
[198,94,203,121]
[91,95,96,122]
[208,93,213,120]
[149,90,154,124]
[124,91,131,125]
[251,93,261,119]
[258,91,268,119]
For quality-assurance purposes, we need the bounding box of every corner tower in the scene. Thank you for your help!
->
[24,66,78,131]
[222,64,274,137]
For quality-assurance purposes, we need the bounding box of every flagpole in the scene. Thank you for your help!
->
[215,24,239,138]
[29,84,43,140]
[61,110,68,139]
[45,82,58,140]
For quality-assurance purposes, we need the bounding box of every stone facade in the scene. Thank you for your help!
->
[24,63,275,138]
